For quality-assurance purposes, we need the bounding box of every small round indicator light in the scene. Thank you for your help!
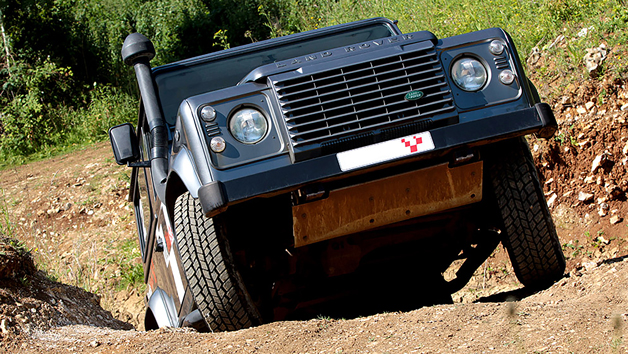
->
[200,106,216,122]
[489,40,505,55]
[499,70,516,85]
[210,137,226,153]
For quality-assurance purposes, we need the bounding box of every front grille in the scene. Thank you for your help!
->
[272,46,456,159]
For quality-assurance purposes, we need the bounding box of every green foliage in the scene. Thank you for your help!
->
[114,238,144,291]
[258,0,325,37]
[64,85,137,145]
[0,189,15,238]
[542,0,596,23]
[0,58,75,156]
[213,29,231,50]
[0,0,294,165]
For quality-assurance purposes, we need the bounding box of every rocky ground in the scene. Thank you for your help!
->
[1,40,628,352]
[0,237,132,348]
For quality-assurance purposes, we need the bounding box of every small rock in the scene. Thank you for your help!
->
[548,35,565,50]
[583,261,598,271]
[607,185,623,200]
[621,104,628,111]
[585,101,595,110]
[560,96,572,106]
[578,191,594,203]
[547,193,557,207]
[527,47,541,65]
[584,44,607,75]
[577,106,587,115]
[89,340,100,348]
[578,26,593,37]
[591,154,604,172]
[584,176,595,184]
[545,178,554,185]
[610,215,623,224]
[570,268,582,277]
[597,236,610,245]
[563,190,573,197]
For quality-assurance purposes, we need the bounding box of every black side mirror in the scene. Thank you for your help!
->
[109,123,140,165]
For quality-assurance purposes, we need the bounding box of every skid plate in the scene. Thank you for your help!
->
[293,161,483,247]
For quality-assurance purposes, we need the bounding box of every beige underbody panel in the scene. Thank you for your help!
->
[293,161,483,247]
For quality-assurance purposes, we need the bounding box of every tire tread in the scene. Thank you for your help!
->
[487,137,566,287]
[174,192,253,331]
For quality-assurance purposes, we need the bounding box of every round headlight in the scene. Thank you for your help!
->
[451,57,488,92]
[229,108,268,144]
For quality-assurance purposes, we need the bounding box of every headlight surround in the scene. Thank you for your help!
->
[229,107,268,144]
[451,57,488,92]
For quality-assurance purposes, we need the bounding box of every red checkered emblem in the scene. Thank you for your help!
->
[401,136,423,153]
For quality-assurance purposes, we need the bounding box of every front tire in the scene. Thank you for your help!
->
[174,192,259,331]
[485,137,566,288]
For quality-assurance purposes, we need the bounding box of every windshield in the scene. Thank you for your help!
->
[154,22,396,125]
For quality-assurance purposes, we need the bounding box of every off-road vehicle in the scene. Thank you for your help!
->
[109,17,565,332]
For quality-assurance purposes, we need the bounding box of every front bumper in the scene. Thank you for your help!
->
[198,102,556,217]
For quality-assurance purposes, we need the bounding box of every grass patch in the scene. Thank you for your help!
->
[112,238,145,291]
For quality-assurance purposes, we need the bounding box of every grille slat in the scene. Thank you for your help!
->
[292,104,456,146]
[282,72,445,116]
[289,97,454,140]
[276,60,441,103]
[286,90,451,132]
[272,46,457,156]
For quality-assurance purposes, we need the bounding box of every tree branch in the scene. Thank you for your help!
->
[0,13,13,77]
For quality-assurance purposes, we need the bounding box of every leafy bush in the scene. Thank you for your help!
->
[0,58,75,157]
[65,85,137,146]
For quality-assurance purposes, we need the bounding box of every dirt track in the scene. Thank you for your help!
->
[10,256,628,353]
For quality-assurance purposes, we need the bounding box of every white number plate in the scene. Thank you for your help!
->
[337,132,435,172]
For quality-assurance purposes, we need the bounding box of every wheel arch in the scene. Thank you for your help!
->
[147,287,178,328]
[166,146,204,219]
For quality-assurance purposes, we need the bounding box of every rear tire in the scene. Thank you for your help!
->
[485,137,565,288]
[174,192,259,331]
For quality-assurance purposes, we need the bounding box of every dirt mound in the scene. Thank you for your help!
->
[0,142,145,330]
[19,254,628,353]
[0,237,132,352]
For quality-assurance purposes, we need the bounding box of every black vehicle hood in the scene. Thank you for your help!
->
[238,30,437,85]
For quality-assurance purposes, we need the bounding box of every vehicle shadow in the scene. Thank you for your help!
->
[282,257,455,321]
[282,252,573,321]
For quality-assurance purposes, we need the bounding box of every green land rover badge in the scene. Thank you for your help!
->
[404,90,424,101]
